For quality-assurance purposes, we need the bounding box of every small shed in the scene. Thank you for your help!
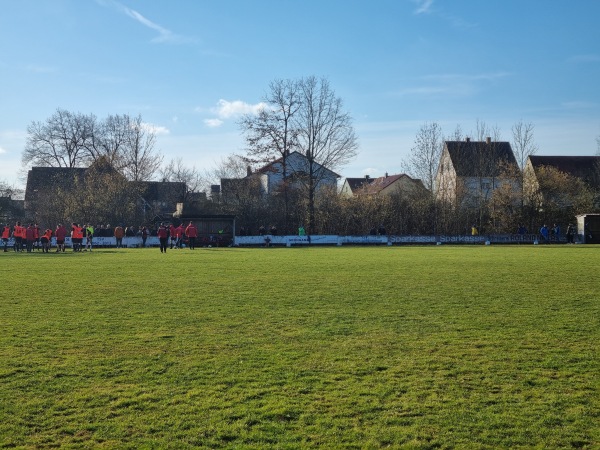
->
[576,214,600,244]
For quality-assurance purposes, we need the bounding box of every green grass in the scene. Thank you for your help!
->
[1,246,599,449]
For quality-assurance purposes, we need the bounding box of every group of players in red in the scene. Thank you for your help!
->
[2,220,200,253]
[156,222,198,252]
[2,222,94,253]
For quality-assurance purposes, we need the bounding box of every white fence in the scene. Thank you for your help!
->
[2,233,571,249]
[234,233,556,246]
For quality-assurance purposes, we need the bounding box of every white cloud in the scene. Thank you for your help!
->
[212,99,268,119]
[140,122,170,135]
[97,0,197,44]
[414,0,434,14]
[202,99,267,128]
[0,146,6,154]
[204,119,224,128]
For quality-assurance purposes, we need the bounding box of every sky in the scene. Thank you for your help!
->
[1,0,600,189]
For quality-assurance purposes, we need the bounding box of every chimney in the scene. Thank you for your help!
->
[486,137,491,144]
[365,175,370,180]
[246,165,252,177]
[385,172,388,178]
[466,137,471,143]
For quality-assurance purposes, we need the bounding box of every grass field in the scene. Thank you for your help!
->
[0,245,598,449]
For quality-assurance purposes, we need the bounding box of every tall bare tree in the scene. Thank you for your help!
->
[512,120,538,170]
[406,122,443,192]
[160,157,203,202]
[23,108,94,168]
[86,114,131,170]
[294,76,358,233]
[121,115,162,181]
[239,79,302,232]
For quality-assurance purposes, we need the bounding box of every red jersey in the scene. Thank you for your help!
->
[157,226,168,239]
[1,226,10,239]
[13,225,25,238]
[72,226,84,239]
[185,224,198,238]
[43,229,53,240]
[55,226,67,240]
[25,226,35,241]
[176,225,184,238]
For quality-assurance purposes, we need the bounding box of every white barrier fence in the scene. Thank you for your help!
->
[2,233,570,249]
[2,236,162,248]
[234,233,557,246]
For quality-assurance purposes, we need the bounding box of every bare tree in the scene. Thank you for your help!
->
[512,120,538,170]
[86,114,131,170]
[121,115,163,181]
[294,76,358,233]
[406,122,443,192]
[160,157,202,201]
[239,79,302,232]
[23,108,94,168]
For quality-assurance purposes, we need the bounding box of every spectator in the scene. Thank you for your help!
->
[539,224,549,243]
[114,225,124,248]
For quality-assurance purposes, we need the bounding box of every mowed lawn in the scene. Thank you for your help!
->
[0,245,598,449]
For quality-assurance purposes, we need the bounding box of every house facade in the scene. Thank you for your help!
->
[341,173,427,197]
[435,138,518,206]
[24,164,186,222]
[220,151,339,198]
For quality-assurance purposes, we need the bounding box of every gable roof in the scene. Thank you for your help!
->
[25,166,87,203]
[343,177,375,193]
[252,151,341,178]
[363,174,423,194]
[528,155,600,189]
[445,140,518,177]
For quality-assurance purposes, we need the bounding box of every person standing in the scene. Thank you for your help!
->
[566,224,575,244]
[185,221,198,250]
[176,223,185,248]
[13,221,24,252]
[85,224,94,251]
[1,223,10,252]
[539,224,549,243]
[141,226,148,248]
[114,225,124,248]
[25,223,36,252]
[157,222,168,253]
[33,223,41,251]
[553,223,561,243]
[169,224,177,249]
[71,223,84,252]
[55,224,67,252]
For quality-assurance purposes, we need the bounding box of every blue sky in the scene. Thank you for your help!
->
[1,0,600,188]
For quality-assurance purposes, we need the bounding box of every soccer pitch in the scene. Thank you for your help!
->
[1,246,598,448]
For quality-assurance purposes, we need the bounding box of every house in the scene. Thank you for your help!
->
[523,155,600,209]
[435,137,518,205]
[24,163,186,221]
[340,173,427,197]
[339,176,375,196]
[524,155,600,191]
[24,166,87,213]
[220,151,340,198]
